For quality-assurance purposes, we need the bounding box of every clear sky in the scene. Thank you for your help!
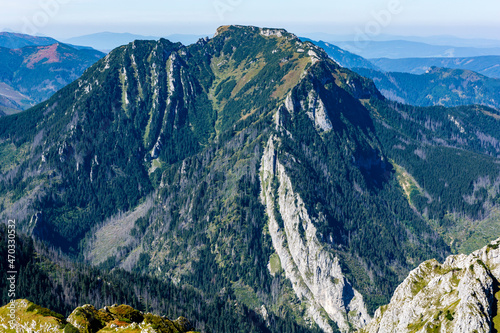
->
[1,0,499,40]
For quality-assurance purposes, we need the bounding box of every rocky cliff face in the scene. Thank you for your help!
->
[3,25,500,333]
[363,238,500,333]
[260,134,370,332]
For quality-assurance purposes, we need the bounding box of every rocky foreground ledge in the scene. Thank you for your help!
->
[362,238,500,333]
[0,299,198,333]
[1,236,499,333]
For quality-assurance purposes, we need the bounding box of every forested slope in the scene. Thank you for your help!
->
[0,25,499,332]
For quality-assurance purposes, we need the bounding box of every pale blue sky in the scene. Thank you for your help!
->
[1,0,499,40]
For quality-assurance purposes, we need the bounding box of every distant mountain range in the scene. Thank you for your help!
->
[0,32,104,114]
[331,40,500,59]
[0,31,58,49]
[300,38,379,70]
[4,30,499,115]
[2,25,500,332]
[301,32,500,48]
[370,56,500,79]
[354,66,500,109]
[63,32,208,52]
[305,39,500,110]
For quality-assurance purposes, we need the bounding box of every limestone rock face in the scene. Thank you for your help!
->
[260,28,285,37]
[0,301,197,333]
[65,303,195,333]
[304,89,333,132]
[260,135,370,333]
[363,239,500,333]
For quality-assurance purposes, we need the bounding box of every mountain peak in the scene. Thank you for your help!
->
[211,24,328,67]
[214,25,298,42]
[3,24,500,333]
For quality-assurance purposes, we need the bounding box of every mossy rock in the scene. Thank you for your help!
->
[63,323,80,333]
[173,316,195,332]
[106,304,144,323]
[2,300,198,333]
[0,299,69,332]
[143,313,192,333]
[26,302,66,322]
[67,304,106,333]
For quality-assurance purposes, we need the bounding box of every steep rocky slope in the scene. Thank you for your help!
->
[261,135,370,332]
[362,238,500,333]
[1,25,500,332]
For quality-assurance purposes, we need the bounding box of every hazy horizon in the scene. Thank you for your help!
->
[1,0,499,42]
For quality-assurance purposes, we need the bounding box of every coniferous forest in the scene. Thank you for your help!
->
[1,25,500,333]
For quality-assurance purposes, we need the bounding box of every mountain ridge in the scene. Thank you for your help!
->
[354,66,500,110]
[306,39,500,111]
[0,299,198,333]
[333,40,500,59]
[1,25,500,332]
[370,55,500,79]
[0,32,59,49]
[362,238,500,333]
[0,41,104,113]
[63,32,208,52]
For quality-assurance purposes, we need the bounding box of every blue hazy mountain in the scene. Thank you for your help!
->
[0,32,59,49]
[301,32,500,48]
[301,38,379,70]
[0,41,104,113]
[304,39,500,110]
[355,66,500,109]
[331,40,500,59]
[64,32,208,52]
[370,56,500,79]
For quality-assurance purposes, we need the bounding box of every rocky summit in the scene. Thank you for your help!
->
[1,25,500,332]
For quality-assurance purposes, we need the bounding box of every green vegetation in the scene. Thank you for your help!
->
[370,97,500,253]
[269,253,282,275]
[0,299,78,332]
[0,300,196,333]
[1,25,500,331]
[494,289,500,332]
[0,140,30,173]
[356,67,500,110]
[27,302,66,321]
[0,42,104,112]
[370,55,500,79]
[0,224,322,333]
[232,280,261,309]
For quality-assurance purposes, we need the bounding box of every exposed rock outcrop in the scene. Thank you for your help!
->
[304,89,333,132]
[260,135,370,333]
[363,238,500,333]
[0,300,197,333]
